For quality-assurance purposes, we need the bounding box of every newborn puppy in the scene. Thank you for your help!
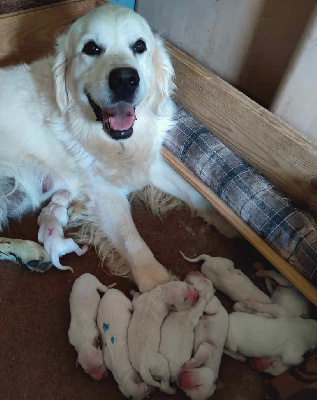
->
[181,253,271,304]
[225,312,317,367]
[250,356,290,376]
[178,295,228,399]
[128,281,199,394]
[97,288,150,400]
[69,273,107,381]
[159,272,214,382]
[234,269,311,319]
[38,190,87,272]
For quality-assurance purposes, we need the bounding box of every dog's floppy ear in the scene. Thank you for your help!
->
[151,35,175,112]
[53,33,70,114]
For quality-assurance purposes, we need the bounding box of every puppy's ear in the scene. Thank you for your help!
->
[151,35,175,112]
[53,33,70,114]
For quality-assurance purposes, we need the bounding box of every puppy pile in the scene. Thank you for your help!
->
[68,256,317,400]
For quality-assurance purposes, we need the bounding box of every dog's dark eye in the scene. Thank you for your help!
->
[132,39,146,54]
[82,41,103,56]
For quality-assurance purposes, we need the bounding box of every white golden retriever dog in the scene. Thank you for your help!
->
[0,4,233,293]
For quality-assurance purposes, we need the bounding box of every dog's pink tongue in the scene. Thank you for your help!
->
[102,103,135,131]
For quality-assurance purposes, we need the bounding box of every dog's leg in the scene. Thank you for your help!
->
[0,180,52,272]
[242,299,286,318]
[93,188,170,293]
[0,238,52,272]
[150,156,239,238]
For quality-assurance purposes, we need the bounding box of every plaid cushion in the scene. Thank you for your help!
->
[164,104,317,286]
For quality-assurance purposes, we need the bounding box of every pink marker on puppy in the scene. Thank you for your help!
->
[159,272,214,382]
[68,273,108,381]
[128,281,199,394]
[178,295,228,400]
[38,190,87,272]
[97,289,150,400]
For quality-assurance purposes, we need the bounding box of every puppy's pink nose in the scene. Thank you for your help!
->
[250,357,271,371]
[190,288,199,306]
[188,271,203,277]
[91,369,107,381]
[178,370,194,390]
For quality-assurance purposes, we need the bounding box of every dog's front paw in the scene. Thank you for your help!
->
[0,238,52,272]
[134,261,170,293]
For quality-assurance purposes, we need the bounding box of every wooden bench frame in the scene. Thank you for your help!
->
[1,0,316,304]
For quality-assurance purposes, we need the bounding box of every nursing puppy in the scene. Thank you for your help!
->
[38,190,88,272]
[178,295,228,400]
[0,4,236,293]
[68,273,107,380]
[97,288,150,400]
[181,253,271,304]
[225,312,317,367]
[234,269,311,319]
[159,272,214,382]
[128,281,199,394]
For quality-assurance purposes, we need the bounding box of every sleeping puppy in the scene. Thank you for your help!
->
[68,273,107,381]
[97,288,150,400]
[181,253,271,304]
[128,281,199,394]
[159,272,214,382]
[225,312,317,367]
[37,190,88,272]
[178,295,228,400]
[234,269,311,319]
[0,4,235,292]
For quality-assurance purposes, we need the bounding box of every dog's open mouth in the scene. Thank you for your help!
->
[86,92,136,140]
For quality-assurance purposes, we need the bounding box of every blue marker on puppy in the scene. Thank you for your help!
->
[103,323,109,331]
[111,336,115,344]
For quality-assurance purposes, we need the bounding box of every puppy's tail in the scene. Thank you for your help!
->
[139,367,161,390]
[180,251,208,264]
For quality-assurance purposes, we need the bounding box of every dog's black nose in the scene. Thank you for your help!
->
[109,67,140,102]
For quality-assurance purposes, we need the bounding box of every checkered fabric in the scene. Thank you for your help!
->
[164,104,317,286]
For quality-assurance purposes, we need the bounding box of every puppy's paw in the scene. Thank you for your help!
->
[0,238,52,272]
[243,299,257,310]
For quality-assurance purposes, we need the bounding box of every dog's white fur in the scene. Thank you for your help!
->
[225,312,317,367]
[234,269,311,319]
[181,253,271,304]
[37,190,88,272]
[0,4,236,291]
[128,281,199,394]
[68,273,107,381]
[178,295,228,400]
[97,288,150,400]
[159,272,214,382]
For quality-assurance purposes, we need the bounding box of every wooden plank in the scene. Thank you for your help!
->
[162,147,317,306]
[0,0,102,67]
[167,42,317,217]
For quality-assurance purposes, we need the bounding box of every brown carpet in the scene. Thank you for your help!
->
[0,199,267,400]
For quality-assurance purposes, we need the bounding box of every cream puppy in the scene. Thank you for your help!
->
[128,281,199,394]
[38,190,88,272]
[68,273,108,381]
[178,295,228,399]
[97,288,150,400]
[234,269,311,319]
[181,252,271,304]
[225,312,317,366]
[159,272,214,382]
